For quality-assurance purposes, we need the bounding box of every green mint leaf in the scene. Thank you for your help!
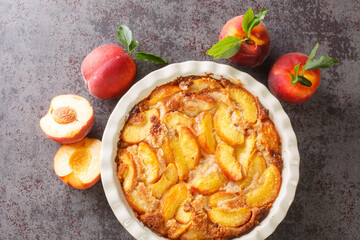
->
[297,76,313,87]
[206,36,244,59]
[129,40,139,53]
[135,51,168,64]
[246,9,268,36]
[117,25,133,48]
[242,8,255,34]
[305,56,339,70]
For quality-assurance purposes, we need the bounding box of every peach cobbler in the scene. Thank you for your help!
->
[116,76,282,239]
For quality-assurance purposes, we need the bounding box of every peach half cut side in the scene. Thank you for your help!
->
[40,94,94,144]
[54,138,101,189]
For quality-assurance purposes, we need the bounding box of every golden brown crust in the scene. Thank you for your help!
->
[116,76,283,239]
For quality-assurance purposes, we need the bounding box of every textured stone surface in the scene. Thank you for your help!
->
[0,0,359,239]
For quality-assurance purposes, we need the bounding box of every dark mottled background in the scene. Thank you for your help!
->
[1,0,359,239]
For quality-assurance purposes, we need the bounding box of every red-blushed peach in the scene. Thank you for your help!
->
[219,15,271,67]
[81,44,136,100]
[40,94,94,144]
[268,53,321,104]
[54,138,101,189]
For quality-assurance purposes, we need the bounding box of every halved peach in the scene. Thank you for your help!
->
[161,183,188,221]
[150,163,178,198]
[121,108,160,144]
[207,207,252,227]
[195,111,216,154]
[235,132,256,176]
[117,149,136,192]
[190,170,227,195]
[245,165,281,207]
[40,94,94,144]
[148,85,181,105]
[215,142,243,181]
[138,142,160,184]
[54,138,101,189]
[238,153,267,191]
[213,104,244,146]
[228,87,258,124]
[164,111,193,129]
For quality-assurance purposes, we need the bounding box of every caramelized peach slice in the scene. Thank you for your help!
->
[208,191,236,208]
[235,133,256,176]
[238,153,267,191]
[215,142,243,181]
[170,126,199,180]
[213,104,244,146]
[137,142,160,184]
[175,203,192,224]
[148,85,181,105]
[121,108,160,144]
[245,165,281,207]
[164,111,192,129]
[118,150,136,192]
[182,94,217,117]
[187,78,223,92]
[161,183,188,221]
[160,138,175,165]
[150,163,178,198]
[190,170,227,195]
[229,87,258,124]
[195,111,216,154]
[259,119,281,154]
[207,207,252,227]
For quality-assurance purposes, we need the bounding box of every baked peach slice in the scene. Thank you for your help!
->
[150,163,178,198]
[195,111,216,154]
[138,142,160,184]
[54,138,101,189]
[170,126,200,180]
[182,94,217,117]
[245,165,281,208]
[213,104,244,146]
[166,220,191,239]
[228,87,258,124]
[40,94,94,144]
[126,183,156,214]
[258,119,281,154]
[187,78,223,92]
[175,203,192,224]
[238,153,267,191]
[190,169,227,195]
[148,85,181,106]
[208,191,236,208]
[161,183,188,221]
[235,132,256,176]
[160,138,175,165]
[121,108,160,144]
[207,207,252,227]
[215,142,243,181]
[164,111,193,130]
[117,149,136,192]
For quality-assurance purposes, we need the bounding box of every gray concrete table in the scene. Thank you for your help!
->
[1,0,359,239]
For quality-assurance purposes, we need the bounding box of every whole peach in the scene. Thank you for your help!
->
[81,44,136,100]
[219,15,271,67]
[268,53,321,104]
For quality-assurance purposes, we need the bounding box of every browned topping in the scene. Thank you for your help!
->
[52,106,77,124]
[150,116,162,136]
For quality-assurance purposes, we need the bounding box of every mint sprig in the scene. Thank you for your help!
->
[207,8,268,60]
[117,25,168,64]
[291,43,338,87]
